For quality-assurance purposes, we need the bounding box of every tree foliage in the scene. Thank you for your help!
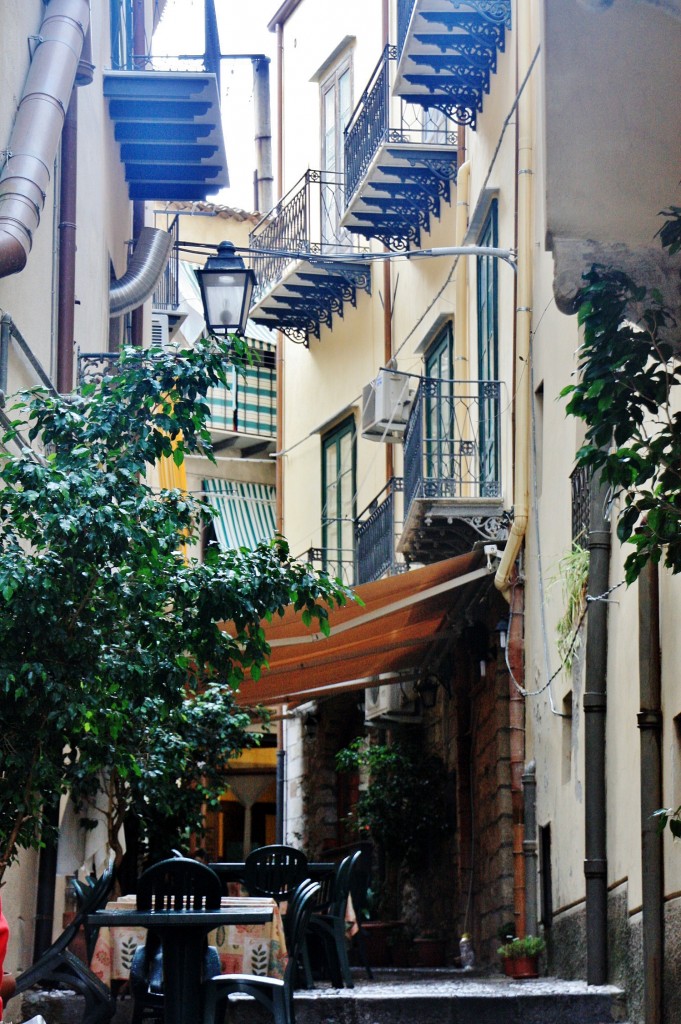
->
[561,214,681,583]
[0,337,351,880]
[335,738,454,871]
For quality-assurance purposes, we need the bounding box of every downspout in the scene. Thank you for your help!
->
[56,28,94,394]
[382,0,393,484]
[508,575,526,938]
[253,58,273,215]
[109,227,172,318]
[638,560,664,1024]
[523,760,538,935]
[494,0,533,600]
[454,157,470,368]
[274,19,285,537]
[0,0,90,278]
[583,468,611,984]
[131,0,147,346]
[273,18,286,846]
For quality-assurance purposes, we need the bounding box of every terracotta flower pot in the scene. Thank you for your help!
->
[413,937,446,967]
[502,954,539,979]
[361,921,404,967]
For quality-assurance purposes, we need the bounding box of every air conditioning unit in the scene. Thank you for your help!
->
[361,369,414,442]
[364,678,420,723]
[151,312,169,347]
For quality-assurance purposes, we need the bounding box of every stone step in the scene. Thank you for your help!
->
[17,972,629,1024]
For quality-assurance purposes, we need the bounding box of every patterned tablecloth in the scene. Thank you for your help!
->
[90,896,287,984]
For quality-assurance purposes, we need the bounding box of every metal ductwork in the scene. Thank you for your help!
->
[0,0,90,279]
[109,227,173,318]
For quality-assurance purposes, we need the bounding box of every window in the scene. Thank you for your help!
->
[110,0,134,70]
[477,200,499,492]
[424,323,455,489]
[322,416,356,584]
[320,58,353,249]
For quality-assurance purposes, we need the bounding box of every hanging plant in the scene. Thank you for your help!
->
[551,543,589,673]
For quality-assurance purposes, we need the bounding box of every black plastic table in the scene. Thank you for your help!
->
[89,904,273,1024]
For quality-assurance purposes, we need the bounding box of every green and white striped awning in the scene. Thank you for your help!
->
[203,479,276,551]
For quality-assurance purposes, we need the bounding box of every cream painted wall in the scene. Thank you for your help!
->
[0,0,163,964]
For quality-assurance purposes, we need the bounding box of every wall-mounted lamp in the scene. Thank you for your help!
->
[495,617,509,652]
[416,671,451,710]
[196,241,256,336]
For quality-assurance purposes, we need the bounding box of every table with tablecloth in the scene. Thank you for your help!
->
[90,895,287,984]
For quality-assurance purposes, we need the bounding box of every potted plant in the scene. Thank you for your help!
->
[497,934,546,979]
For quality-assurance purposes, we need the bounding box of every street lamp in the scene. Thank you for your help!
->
[196,241,256,336]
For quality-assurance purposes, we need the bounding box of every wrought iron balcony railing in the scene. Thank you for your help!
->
[403,376,502,518]
[571,463,590,549]
[152,215,180,311]
[394,0,512,129]
[344,46,458,205]
[78,346,276,441]
[304,547,356,588]
[355,477,410,584]
[249,170,366,302]
[247,170,371,343]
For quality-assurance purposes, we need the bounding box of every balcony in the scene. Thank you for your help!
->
[342,47,459,251]
[394,0,512,129]
[247,171,371,346]
[399,376,508,563]
[304,547,356,588]
[103,68,229,201]
[355,477,412,584]
[78,345,277,457]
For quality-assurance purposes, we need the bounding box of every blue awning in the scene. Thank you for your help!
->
[104,71,229,201]
[203,479,276,551]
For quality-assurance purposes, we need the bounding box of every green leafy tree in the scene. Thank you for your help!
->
[336,738,454,917]
[562,211,681,584]
[0,337,350,881]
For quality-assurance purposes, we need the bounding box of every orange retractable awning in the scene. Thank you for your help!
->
[233,549,492,707]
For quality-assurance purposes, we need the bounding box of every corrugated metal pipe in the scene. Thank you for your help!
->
[0,0,90,279]
[109,227,173,318]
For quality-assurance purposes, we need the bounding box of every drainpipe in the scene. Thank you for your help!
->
[55,26,93,394]
[523,760,538,935]
[454,158,470,368]
[253,59,273,215]
[0,0,90,278]
[0,313,10,396]
[638,560,663,1024]
[494,0,533,600]
[584,468,611,984]
[508,576,526,938]
[381,0,394,485]
[274,20,284,536]
[56,89,77,394]
[130,0,147,346]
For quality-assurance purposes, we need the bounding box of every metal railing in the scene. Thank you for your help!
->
[355,477,409,584]
[304,546,356,587]
[404,377,502,517]
[571,464,590,548]
[152,215,180,310]
[248,169,365,302]
[344,46,458,204]
[78,346,277,440]
[397,0,417,61]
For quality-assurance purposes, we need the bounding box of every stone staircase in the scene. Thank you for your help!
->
[18,970,630,1024]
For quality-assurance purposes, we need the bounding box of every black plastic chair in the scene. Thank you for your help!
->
[14,866,116,1024]
[130,857,222,1024]
[303,851,361,989]
[242,845,308,903]
[202,880,320,1024]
